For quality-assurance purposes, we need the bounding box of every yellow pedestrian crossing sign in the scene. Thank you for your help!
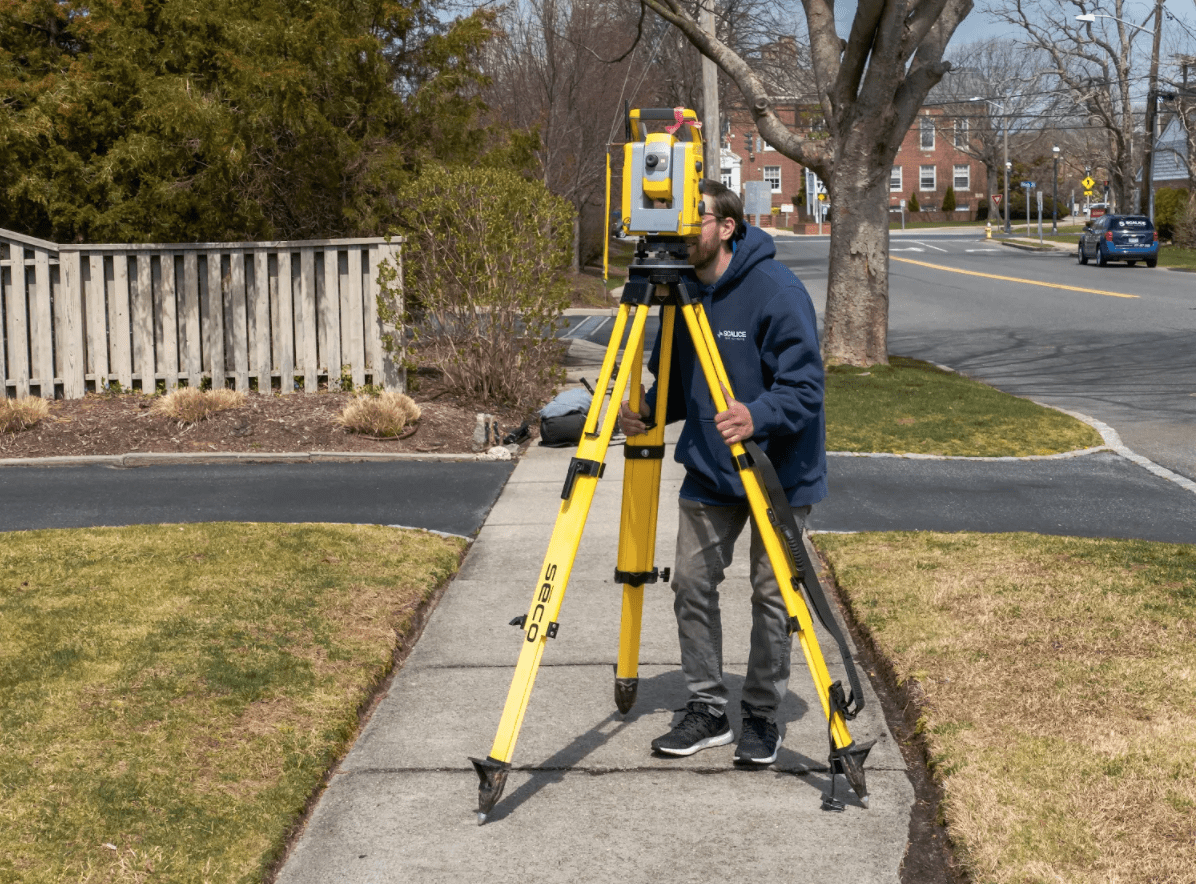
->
[1082,176,1095,190]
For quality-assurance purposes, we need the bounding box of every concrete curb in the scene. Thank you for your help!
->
[0,450,499,469]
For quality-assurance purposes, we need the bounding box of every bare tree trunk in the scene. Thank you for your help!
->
[824,168,889,364]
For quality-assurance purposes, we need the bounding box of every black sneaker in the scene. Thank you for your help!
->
[651,705,733,756]
[735,712,780,765]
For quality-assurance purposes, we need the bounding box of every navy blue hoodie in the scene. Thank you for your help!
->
[645,225,827,508]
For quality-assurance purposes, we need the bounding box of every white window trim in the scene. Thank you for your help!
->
[920,117,935,150]
[890,166,903,193]
[919,165,936,192]
[953,164,970,190]
[763,165,782,193]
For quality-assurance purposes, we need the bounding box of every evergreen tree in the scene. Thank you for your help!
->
[907,191,920,213]
[942,185,956,213]
[0,0,513,242]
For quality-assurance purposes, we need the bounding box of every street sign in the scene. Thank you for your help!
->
[1021,181,1035,188]
[743,180,773,216]
[1082,176,1095,190]
[992,194,1002,204]
[1084,190,1094,197]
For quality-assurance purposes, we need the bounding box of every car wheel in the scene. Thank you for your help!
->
[1077,244,1088,265]
[1146,258,1158,268]
[1098,246,1108,267]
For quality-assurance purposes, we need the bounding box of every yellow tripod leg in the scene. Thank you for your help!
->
[613,297,676,713]
[471,302,651,823]
[675,300,871,805]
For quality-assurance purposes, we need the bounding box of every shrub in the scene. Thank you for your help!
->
[942,185,957,213]
[337,392,422,437]
[907,191,920,213]
[152,387,246,424]
[392,163,572,408]
[1154,187,1190,241]
[0,397,50,434]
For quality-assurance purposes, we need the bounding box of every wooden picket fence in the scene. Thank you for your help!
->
[0,227,404,400]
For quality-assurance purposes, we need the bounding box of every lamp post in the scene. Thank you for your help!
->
[970,95,1011,233]
[1077,2,1164,221]
[1052,146,1060,234]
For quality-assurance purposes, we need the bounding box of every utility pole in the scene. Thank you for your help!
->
[1141,0,1164,220]
[699,1,720,180]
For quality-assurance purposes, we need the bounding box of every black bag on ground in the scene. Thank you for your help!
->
[538,387,592,448]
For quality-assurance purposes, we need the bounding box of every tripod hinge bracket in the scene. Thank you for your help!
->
[562,457,605,499]
[614,566,671,587]
[623,443,665,460]
[509,614,558,639]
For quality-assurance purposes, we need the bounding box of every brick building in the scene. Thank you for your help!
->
[721,102,986,227]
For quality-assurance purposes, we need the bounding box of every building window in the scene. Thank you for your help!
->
[920,165,936,191]
[953,164,970,190]
[721,168,733,188]
[920,116,935,150]
[763,166,781,193]
[954,119,968,149]
[890,166,903,193]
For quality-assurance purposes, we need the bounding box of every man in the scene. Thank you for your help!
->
[619,181,826,765]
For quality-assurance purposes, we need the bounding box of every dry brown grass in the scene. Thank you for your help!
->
[0,396,50,434]
[336,391,422,437]
[151,387,246,424]
[816,532,1196,884]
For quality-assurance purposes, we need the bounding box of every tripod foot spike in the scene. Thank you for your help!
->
[470,756,510,824]
[614,678,638,714]
[829,739,875,808]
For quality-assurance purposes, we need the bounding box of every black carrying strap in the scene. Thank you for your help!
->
[743,441,865,719]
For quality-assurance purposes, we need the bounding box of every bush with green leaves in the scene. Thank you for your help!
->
[907,191,920,213]
[393,164,572,407]
[1154,187,1190,242]
[942,185,956,213]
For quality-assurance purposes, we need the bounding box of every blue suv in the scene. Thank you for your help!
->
[1077,214,1158,267]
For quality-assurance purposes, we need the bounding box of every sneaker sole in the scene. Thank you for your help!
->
[653,729,734,757]
[733,748,778,765]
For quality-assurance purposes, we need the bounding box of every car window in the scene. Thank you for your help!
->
[1112,217,1153,231]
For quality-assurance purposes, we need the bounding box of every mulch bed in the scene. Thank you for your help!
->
[0,376,540,459]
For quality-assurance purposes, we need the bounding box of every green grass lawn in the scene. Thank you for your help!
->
[0,523,465,884]
[825,357,1103,456]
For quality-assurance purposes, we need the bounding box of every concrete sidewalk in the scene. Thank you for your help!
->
[274,426,912,883]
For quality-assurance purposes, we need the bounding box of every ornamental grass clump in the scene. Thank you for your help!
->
[151,387,246,425]
[0,396,50,434]
[337,392,421,437]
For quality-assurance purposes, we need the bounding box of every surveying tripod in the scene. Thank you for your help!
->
[470,238,873,823]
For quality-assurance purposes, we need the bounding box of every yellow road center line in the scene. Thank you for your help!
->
[892,256,1140,299]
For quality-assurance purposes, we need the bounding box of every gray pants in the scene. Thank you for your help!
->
[671,497,810,722]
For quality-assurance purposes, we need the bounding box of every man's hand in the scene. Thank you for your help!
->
[619,384,651,437]
[715,384,753,445]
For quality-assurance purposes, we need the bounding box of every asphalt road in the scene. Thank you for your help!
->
[772,231,1196,481]
[0,460,516,537]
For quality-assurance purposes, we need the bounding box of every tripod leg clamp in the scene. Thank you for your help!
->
[614,566,670,587]
[561,457,605,499]
[623,444,665,460]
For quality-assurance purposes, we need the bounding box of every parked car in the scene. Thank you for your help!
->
[1077,214,1159,268]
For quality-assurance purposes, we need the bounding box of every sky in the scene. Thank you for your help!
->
[830,0,1196,57]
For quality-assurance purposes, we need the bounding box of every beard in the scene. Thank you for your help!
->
[688,232,721,275]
